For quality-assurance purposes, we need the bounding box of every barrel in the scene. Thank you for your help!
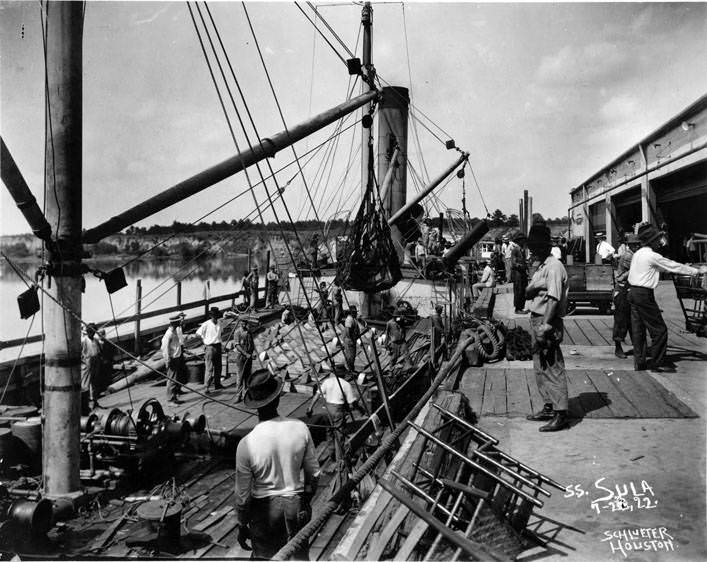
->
[186,361,204,384]
[0,428,16,467]
[136,499,182,551]
[4,406,38,418]
[11,419,42,469]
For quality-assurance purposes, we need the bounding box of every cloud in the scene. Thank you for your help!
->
[536,41,629,85]
[599,94,639,122]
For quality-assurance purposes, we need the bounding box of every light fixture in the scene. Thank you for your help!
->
[681,121,695,132]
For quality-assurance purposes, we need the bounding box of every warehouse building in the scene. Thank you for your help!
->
[568,94,707,262]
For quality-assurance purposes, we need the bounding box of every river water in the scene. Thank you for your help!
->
[0,256,251,361]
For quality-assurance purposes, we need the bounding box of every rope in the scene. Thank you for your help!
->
[294,2,349,66]
[272,336,473,560]
[0,315,36,404]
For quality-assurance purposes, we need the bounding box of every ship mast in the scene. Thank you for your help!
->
[42,1,84,498]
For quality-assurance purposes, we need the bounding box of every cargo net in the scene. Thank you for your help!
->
[336,142,401,292]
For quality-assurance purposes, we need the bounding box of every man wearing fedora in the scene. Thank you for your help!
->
[341,306,360,373]
[162,313,186,404]
[196,307,224,393]
[235,371,320,560]
[628,223,707,372]
[612,233,641,359]
[595,232,615,264]
[524,220,570,432]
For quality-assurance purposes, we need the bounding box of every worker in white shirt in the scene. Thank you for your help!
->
[161,314,186,404]
[628,223,707,373]
[502,235,512,281]
[265,265,279,308]
[81,323,102,412]
[306,369,364,466]
[235,371,320,559]
[595,232,615,264]
[196,306,224,393]
[472,260,495,299]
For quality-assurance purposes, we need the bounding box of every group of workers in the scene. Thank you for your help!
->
[240,264,283,310]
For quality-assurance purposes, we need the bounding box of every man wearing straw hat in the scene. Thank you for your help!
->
[235,371,320,559]
[196,307,224,393]
[162,313,186,405]
[628,223,707,372]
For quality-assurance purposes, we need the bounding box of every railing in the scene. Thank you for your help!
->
[0,281,263,353]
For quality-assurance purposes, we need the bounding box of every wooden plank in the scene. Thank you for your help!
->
[487,368,507,416]
[392,517,429,561]
[458,368,485,417]
[584,370,635,417]
[192,506,234,532]
[561,326,576,345]
[182,513,240,558]
[310,513,347,560]
[523,368,544,413]
[633,372,698,418]
[572,320,596,346]
[600,370,677,419]
[365,503,411,561]
[505,368,532,417]
[481,368,495,416]
[563,320,591,346]
[586,320,612,345]
[564,370,592,419]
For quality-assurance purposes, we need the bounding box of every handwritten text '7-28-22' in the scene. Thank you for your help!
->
[564,478,657,515]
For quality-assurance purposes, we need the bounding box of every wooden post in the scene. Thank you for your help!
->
[42,1,83,498]
[134,279,142,355]
[176,281,182,307]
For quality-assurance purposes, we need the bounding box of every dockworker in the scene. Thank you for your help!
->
[231,317,255,401]
[472,260,495,299]
[306,367,365,466]
[265,265,279,308]
[240,270,251,307]
[502,235,513,282]
[384,316,413,369]
[550,238,562,260]
[81,323,102,412]
[280,308,294,327]
[628,223,707,373]
[329,280,344,325]
[246,266,259,309]
[430,304,446,365]
[196,307,224,393]
[162,314,186,404]
[613,233,640,359]
[341,306,360,373]
[96,328,112,398]
[235,371,320,560]
[559,237,568,263]
[316,281,330,321]
[525,221,570,432]
[595,232,615,264]
[511,232,529,314]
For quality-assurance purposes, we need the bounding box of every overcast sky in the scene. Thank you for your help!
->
[2,1,706,236]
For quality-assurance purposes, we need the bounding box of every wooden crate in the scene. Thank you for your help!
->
[585,264,614,291]
[565,265,586,292]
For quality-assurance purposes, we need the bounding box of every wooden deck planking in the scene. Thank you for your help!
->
[584,370,641,418]
[563,370,592,419]
[505,368,531,416]
[601,370,677,418]
[459,368,486,416]
[586,320,613,345]
[523,368,544,413]
[481,369,497,416]
[572,320,597,346]
[634,372,698,417]
[561,326,576,345]
[563,320,592,346]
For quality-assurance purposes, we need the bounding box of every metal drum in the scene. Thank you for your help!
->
[6,498,53,537]
[186,361,204,384]
[11,419,42,468]
[136,499,182,551]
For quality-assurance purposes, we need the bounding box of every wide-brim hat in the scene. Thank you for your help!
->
[243,370,284,409]
[637,223,662,245]
[626,233,640,245]
[512,232,527,243]
[527,223,551,245]
[209,306,222,318]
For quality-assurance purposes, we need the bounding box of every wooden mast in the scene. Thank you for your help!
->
[43,1,84,498]
[360,1,374,197]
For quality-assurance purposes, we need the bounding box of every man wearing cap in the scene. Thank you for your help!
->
[595,233,615,264]
[81,323,102,412]
[525,221,570,432]
[231,318,255,402]
[472,260,495,299]
[628,223,707,372]
[613,234,640,359]
[162,314,186,404]
[235,371,320,559]
[341,307,360,373]
[196,307,224,393]
[266,265,279,308]
[510,232,529,314]
[385,316,413,369]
